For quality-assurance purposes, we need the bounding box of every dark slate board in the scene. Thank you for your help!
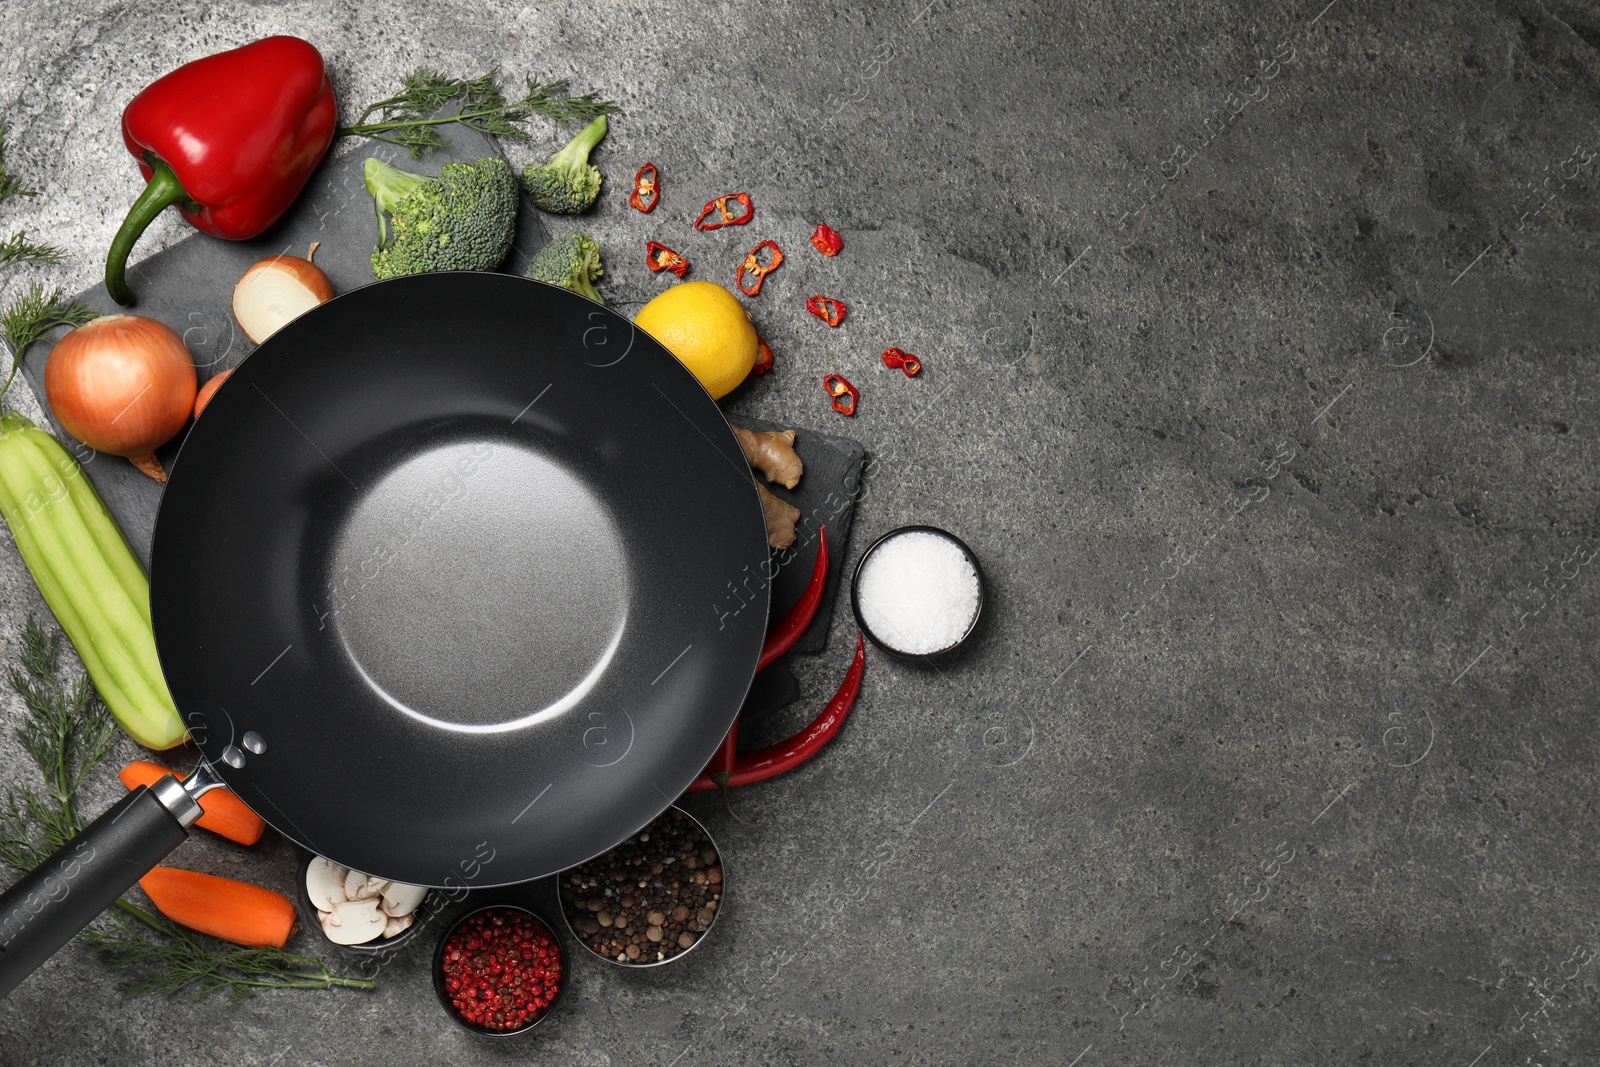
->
[15,124,869,662]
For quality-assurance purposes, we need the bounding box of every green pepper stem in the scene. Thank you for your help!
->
[104,159,190,307]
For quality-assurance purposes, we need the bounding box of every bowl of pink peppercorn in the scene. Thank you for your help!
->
[433,904,567,1036]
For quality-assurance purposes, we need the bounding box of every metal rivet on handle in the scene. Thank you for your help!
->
[242,730,266,754]
[221,745,246,769]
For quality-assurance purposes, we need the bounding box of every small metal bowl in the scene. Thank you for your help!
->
[557,805,725,968]
[294,851,432,955]
[432,904,567,1036]
[850,524,987,663]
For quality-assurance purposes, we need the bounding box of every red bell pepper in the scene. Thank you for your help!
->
[106,37,338,305]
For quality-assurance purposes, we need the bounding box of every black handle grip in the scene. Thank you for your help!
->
[0,786,189,999]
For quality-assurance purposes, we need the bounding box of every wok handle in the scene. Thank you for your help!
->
[0,781,197,999]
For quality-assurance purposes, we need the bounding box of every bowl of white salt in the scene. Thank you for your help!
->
[850,525,986,662]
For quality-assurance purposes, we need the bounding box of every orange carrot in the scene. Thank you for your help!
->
[139,866,297,948]
[118,760,266,846]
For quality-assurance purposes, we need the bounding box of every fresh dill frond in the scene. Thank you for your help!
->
[0,124,38,204]
[339,68,620,157]
[0,283,95,401]
[83,904,374,1003]
[0,616,114,873]
[0,231,68,270]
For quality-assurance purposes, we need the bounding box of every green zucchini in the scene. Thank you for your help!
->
[0,411,186,750]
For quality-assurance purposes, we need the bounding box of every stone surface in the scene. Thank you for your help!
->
[2,1,1600,1064]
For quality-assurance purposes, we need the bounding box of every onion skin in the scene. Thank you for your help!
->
[44,314,196,484]
[193,369,233,418]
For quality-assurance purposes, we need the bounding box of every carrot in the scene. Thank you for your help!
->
[118,760,266,846]
[139,866,297,948]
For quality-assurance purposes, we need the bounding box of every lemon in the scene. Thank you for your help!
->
[634,281,757,399]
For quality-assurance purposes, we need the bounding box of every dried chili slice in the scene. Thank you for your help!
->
[735,239,784,296]
[880,347,922,377]
[646,240,689,278]
[805,295,847,327]
[753,336,774,375]
[823,373,859,416]
[629,162,660,213]
[809,223,843,256]
[693,192,754,231]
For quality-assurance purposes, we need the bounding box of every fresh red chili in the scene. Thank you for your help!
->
[693,192,754,231]
[758,526,829,671]
[824,373,859,416]
[880,347,923,377]
[646,240,689,277]
[688,633,864,791]
[735,239,784,296]
[809,223,843,257]
[753,336,775,375]
[806,295,847,327]
[628,162,659,213]
[107,36,337,305]
[439,908,563,1031]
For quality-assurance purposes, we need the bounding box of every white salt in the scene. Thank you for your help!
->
[857,530,981,654]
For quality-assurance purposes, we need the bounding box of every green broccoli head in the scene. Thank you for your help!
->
[525,233,605,303]
[364,155,518,280]
[521,115,606,215]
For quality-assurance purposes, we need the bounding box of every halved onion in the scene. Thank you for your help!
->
[232,242,334,344]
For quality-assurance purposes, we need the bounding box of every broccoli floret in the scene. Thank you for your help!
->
[520,116,606,214]
[525,233,605,303]
[364,156,518,280]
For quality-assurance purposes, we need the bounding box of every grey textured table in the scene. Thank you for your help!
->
[2,1,1599,1064]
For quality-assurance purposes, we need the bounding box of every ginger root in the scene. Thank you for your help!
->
[756,482,800,550]
[731,422,803,490]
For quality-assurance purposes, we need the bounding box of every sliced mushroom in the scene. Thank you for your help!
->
[323,897,387,945]
[316,908,331,924]
[305,856,349,912]
[344,868,371,901]
[380,881,428,918]
[382,912,414,939]
[363,876,391,898]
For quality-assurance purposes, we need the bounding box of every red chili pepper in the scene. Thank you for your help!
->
[688,633,864,791]
[735,239,784,296]
[628,162,660,213]
[646,240,689,278]
[693,192,754,231]
[880,347,923,377]
[106,37,337,306]
[809,223,843,257]
[806,295,847,327]
[758,526,829,670]
[752,336,775,375]
[823,373,859,416]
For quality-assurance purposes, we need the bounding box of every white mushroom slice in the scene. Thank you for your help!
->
[344,868,371,900]
[305,856,349,912]
[382,913,414,939]
[316,908,331,924]
[380,881,428,917]
[363,876,391,898]
[323,897,387,945]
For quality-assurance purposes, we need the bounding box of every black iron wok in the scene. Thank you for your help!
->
[0,272,769,996]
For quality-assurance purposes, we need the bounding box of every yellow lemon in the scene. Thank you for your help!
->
[634,281,757,399]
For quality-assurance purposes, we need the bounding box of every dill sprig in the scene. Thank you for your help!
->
[0,283,95,402]
[0,124,38,204]
[0,617,114,872]
[0,231,67,271]
[83,902,373,1003]
[0,616,373,1003]
[339,68,620,157]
